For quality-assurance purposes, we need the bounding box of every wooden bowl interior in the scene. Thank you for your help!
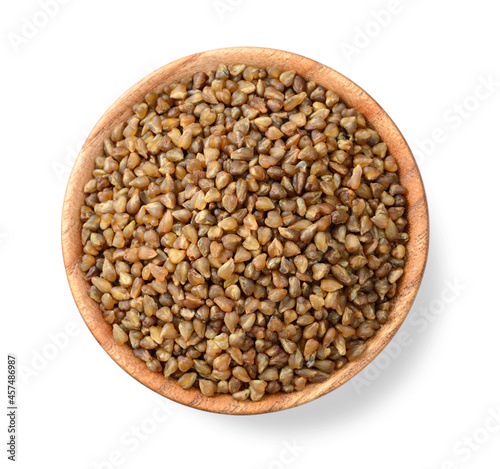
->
[62,47,429,415]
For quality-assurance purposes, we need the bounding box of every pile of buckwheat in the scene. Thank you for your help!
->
[80,63,408,401]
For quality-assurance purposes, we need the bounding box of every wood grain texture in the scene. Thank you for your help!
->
[61,47,429,415]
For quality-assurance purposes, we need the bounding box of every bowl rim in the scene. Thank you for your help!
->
[61,46,429,415]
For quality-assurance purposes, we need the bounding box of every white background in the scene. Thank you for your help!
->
[2,0,500,468]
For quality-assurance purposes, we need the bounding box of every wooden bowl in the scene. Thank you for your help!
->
[62,47,429,415]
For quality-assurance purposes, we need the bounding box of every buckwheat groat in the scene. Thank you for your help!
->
[80,64,408,401]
